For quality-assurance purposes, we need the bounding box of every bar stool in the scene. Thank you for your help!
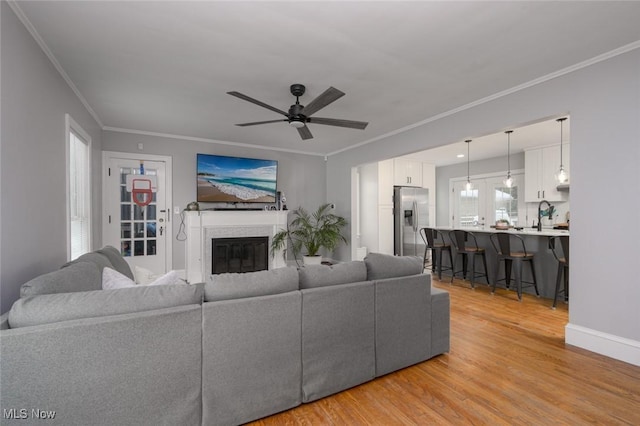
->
[549,235,569,309]
[489,232,539,301]
[448,230,489,288]
[419,228,453,280]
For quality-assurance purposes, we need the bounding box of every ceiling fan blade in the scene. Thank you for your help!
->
[307,117,369,130]
[297,125,313,140]
[227,91,288,116]
[235,119,287,127]
[302,87,345,117]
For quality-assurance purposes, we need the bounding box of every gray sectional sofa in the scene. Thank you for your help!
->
[0,248,450,426]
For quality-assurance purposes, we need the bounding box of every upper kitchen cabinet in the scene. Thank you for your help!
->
[394,158,422,186]
[524,144,570,202]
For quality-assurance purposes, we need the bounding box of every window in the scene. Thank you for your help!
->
[66,115,91,260]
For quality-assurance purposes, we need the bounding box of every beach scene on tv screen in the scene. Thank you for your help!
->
[197,155,277,203]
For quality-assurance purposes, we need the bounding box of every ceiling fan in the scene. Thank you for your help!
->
[227,84,368,140]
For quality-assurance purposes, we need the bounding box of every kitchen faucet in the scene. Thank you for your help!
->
[537,200,554,232]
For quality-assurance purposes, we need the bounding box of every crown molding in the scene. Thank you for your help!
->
[7,1,104,128]
[327,40,640,158]
[102,127,326,157]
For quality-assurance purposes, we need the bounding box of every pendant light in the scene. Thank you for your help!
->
[503,130,514,188]
[555,117,568,183]
[465,140,473,191]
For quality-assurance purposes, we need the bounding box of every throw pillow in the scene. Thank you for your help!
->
[135,265,162,285]
[102,267,137,290]
[103,267,183,290]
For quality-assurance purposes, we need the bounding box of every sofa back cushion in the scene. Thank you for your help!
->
[20,261,102,297]
[364,252,423,280]
[63,251,114,273]
[8,284,202,328]
[97,246,134,280]
[298,261,367,289]
[204,267,298,302]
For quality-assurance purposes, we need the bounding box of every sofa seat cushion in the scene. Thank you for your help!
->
[8,284,203,328]
[97,245,134,280]
[298,261,367,289]
[364,252,423,280]
[20,261,101,297]
[204,267,299,302]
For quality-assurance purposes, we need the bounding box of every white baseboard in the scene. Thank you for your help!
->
[565,323,640,367]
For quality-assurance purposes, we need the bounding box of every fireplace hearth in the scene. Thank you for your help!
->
[212,236,269,274]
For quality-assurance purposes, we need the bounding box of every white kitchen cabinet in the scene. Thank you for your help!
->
[357,160,394,255]
[394,158,422,187]
[377,204,394,255]
[524,144,570,202]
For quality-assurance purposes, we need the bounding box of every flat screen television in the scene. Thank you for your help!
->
[197,154,278,203]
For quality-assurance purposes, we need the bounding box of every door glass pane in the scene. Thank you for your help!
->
[134,222,145,238]
[494,186,519,226]
[146,222,156,238]
[121,241,132,257]
[147,240,156,256]
[121,223,131,239]
[134,240,144,256]
[458,188,480,227]
[146,205,156,220]
[120,204,131,221]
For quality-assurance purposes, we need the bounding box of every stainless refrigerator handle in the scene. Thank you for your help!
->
[413,200,418,233]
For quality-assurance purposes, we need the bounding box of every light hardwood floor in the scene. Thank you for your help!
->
[249,277,640,425]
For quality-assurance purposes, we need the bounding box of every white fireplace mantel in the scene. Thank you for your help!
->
[184,210,288,283]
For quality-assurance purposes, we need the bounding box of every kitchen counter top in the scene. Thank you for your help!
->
[435,226,570,237]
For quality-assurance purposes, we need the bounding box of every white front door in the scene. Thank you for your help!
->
[102,152,172,274]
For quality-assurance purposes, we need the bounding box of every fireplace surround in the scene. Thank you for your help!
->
[184,211,288,283]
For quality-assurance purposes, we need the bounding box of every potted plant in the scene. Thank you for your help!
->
[271,203,348,265]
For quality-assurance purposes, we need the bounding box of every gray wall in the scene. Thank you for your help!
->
[102,131,327,269]
[328,49,640,355]
[1,3,103,314]
[435,153,525,226]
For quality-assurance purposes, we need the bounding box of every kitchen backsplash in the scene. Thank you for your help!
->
[525,201,570,228]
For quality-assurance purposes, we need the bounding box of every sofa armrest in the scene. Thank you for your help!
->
[374,274,432,377]
[430,286,451,357]
[0,305,202,426]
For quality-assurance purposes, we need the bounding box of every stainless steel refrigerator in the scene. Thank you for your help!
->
[393,186,429,257]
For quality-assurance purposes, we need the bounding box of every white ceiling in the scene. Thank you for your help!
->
[11,1,640,158]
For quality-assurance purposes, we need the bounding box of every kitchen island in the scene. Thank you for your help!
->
[434,226,569,300]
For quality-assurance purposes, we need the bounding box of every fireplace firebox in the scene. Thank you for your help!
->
[211,236,269,274]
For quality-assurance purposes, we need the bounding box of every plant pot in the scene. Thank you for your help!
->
[302,255,323,265]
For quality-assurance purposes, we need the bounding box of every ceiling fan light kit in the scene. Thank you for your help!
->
[227,84,369,140]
